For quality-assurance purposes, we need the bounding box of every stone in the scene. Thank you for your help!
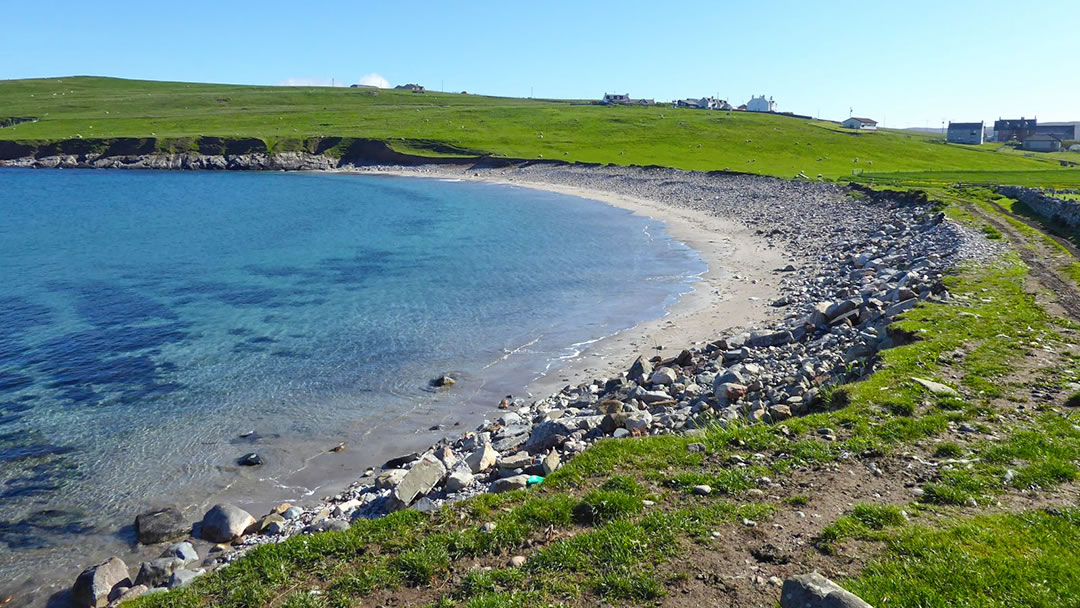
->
[199,504,256,543]
[493,474,530,493]
[687,442,706,453]
[393,454,447,506]
[433,374,456,387]
[445,468,475,492]
[524,419,575,452]
[384,452,420,469]
[108,584,148,605]
[650,367,677,386]
[600,412,629,434]
[628,355,653,383]
[283,506,304,520]
[167,569,205,590]
[435,445,458,470]
[466,443,499,473]
[306,519,350,533]
[499,451,533,470]
[715,382,748,403]
[252,513,286,534]
[541,450,561,475]
[134,507,187,545]
[597,400,624,414]
[911,377,959,397]
[624,412,652,433]
[160,542,198,565]
[613,428,630,438]
[238,452,263,466]
[134,557,185,588]
[508,555,527,568]
[769,404,793,421]
[692,485,712,495]
[72,557,131,608]
[780,572,872,608]
[376,468,408,489]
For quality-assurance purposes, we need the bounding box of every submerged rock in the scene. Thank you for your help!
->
[134,507,187,545]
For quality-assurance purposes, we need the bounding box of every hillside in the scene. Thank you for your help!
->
[2,76,1078,186]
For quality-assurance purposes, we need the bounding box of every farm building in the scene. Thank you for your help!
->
[395,83,425,92]
[746,95,777,112]
[841,117,878,131]
[1036,122,1080,141]
[675,98,707,109]
[601,93,631,105]
[1022,134,1063,152]
[994,117,1036,142]
[946,121,985,145]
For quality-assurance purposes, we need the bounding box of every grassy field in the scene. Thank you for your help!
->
[2,76,1079,185]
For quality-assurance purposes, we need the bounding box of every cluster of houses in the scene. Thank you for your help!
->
[946,118,1079,152]
[600,93,778,113]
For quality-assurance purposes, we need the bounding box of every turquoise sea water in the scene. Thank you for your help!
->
[0,169,702,593]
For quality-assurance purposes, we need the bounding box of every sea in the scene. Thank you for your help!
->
[0,169,704,603]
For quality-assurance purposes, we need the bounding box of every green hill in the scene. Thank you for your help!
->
[1,76,1077,186]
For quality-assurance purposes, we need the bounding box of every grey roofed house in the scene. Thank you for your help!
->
[395,83,425,92]
[947,121,985,145]
[1021,133,1063,152]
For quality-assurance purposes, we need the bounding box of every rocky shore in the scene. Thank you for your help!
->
[48,163,999,607]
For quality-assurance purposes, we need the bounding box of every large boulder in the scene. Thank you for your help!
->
[199,504,255,543]
[780,572,873,608]
[376,468,407,489]
[524,419,575,452]
[72,557,131,608]
[445,467,475,492]
[134,507,187,545]
[465,443,498,473]
[650,367,677,386]
[392,454,446,506]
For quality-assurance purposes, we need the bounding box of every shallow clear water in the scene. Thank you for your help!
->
[0,169,702,590]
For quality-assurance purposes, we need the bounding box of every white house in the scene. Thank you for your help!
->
[842,117,878,131]
[601,93,631,105]
[746,95,777,113]
[946,121,984,145]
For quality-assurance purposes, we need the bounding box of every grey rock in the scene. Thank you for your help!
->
[306,519,350,533]
[160,541,198,565]
[283,506,304,520]
[525,419,575,452]
[135,557,185,588]
[499,451,533,470]
[445,467,475,492]
[692,484,712,495]
[541,450,561,475]
[780,572,872,608]
[650,367,677,386]
[134,507,187,545]
[393,454,447,506]
[628,355,653,383]
[199,504,255,543]
[911,377,959,397]
[72,557,131,608]
[167,569,205,590]
[376,468,408,489]
[492,474,530,493]
[466,442,499,473]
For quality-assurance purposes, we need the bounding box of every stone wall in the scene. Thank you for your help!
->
[999,186,1080,229]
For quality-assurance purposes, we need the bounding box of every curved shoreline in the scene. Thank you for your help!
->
[3,161,992,608]
[1,166,778,607]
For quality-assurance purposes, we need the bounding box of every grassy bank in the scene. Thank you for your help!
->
[2,76,1078,185]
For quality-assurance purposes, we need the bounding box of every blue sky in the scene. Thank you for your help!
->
[3,0,1077,127]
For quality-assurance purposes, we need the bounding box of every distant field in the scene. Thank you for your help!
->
[1,76,1078,185]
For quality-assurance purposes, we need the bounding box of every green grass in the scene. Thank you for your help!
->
[2,76,1077,185]
[846,509,1080,607]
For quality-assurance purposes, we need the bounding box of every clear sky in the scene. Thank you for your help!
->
[3,0,1077,127]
